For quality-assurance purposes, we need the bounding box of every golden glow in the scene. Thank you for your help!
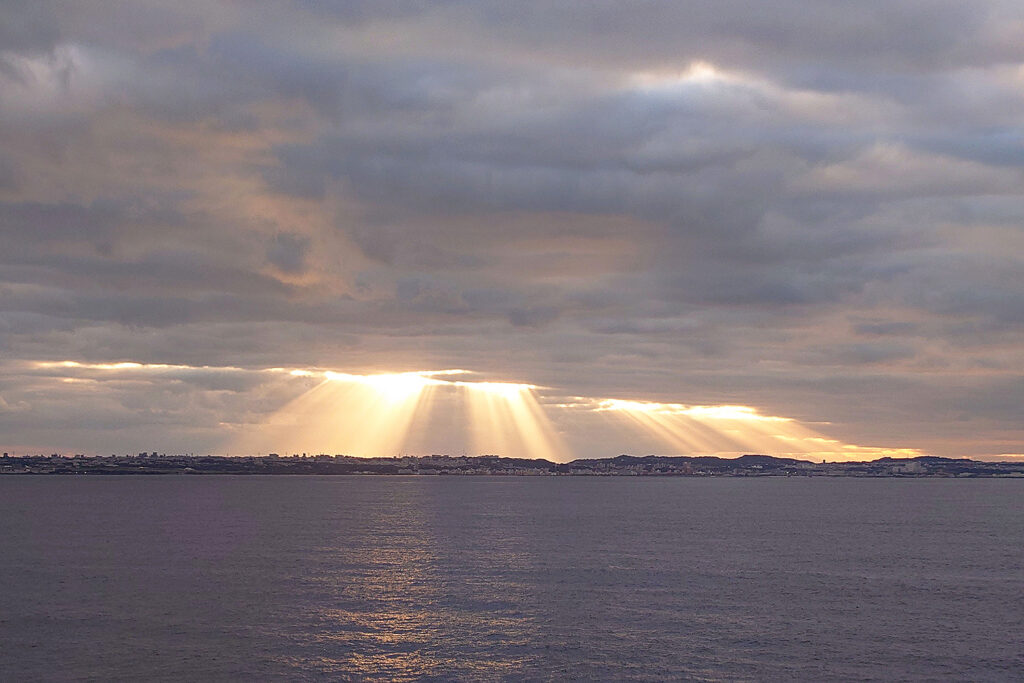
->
[596,398,660,413]
[324,370,447,400]
[33,360,250,373]
[36,360,178,371]
[30,359,922,462]
[680,405,790,422]
[229,370,563,460]
[455,381,538,398]
[232,371,442,458]
[597,399,789,422]
[461,382,566,462]
[592,397,919,461]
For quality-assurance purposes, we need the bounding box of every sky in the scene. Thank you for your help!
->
[1,1,1023,461]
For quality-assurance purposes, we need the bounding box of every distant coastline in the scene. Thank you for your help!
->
[2,453,1022,477]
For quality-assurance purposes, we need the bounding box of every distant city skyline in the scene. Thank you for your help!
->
[1,2,1023,460]
[7,452,1024,476]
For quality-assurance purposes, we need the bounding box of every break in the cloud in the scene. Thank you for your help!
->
[1,1,1022,460]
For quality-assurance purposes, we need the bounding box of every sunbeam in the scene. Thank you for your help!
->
[592,399,921,461]
[460,382,567,462]
[230,371,445,457]
[29,360,920,462]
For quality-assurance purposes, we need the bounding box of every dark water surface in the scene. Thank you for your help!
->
[1,476,1022,681]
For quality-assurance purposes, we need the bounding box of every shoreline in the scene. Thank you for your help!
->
[4,453,1023,478]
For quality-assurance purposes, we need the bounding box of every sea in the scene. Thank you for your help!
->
[1,476,1022,681]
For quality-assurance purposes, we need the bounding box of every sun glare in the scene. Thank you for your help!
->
[233,371,446,458]
[32,360,919,462]
[228,369,565,460]
[591,397,919,461]
[460,382,566,462]
[325,370,446,400]
[455,381,538,398]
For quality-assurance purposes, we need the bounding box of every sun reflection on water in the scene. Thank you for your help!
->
[286,482,542,680]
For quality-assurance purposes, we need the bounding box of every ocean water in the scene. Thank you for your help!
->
[1,476,1022,681]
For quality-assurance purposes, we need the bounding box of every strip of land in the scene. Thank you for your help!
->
[2,453,1022,477]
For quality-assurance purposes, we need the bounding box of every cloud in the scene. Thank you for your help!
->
[0,1,60,56]
[0,1,1022,458]
[266,232,311,273]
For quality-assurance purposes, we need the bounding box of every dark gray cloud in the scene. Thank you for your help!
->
[0,1,59,56]
[0,1,1022,458]
[266,232,310,273]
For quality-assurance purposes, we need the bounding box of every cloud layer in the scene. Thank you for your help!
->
[1,2,1022,458]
